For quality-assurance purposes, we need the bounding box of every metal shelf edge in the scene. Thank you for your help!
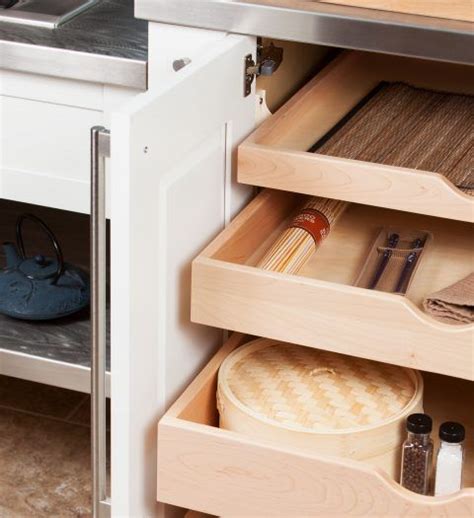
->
[0,348,111,396]
[136,0,474,65]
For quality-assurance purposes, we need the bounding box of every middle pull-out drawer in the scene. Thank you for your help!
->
[191,189,473,381]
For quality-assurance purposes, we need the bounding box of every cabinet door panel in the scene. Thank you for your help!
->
[110,32,256,517]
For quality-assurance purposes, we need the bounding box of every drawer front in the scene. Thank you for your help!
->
[1,96,104,214]
[157,334,474,516]
[238,51,474,223]
[191,189,474,380]
[0,68,103,109]
[0,69,139,214]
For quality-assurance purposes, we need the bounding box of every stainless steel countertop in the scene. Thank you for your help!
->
[0,0,148,89]
[136,0,474,66]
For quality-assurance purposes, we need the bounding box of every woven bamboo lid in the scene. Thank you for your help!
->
[218,339,422,433]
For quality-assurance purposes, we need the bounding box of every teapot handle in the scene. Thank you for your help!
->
[16,213,65,284]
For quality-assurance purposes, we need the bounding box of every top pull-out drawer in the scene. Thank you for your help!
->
[238,51,474,223]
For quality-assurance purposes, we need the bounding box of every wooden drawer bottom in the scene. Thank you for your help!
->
[157,334,474,517]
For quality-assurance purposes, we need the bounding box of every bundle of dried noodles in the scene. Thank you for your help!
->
[258,196,348,274]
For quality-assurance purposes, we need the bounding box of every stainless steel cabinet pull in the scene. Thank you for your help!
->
[91,126,111,518]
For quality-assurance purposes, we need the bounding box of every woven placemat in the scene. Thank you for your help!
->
[222,339,419,431]
[313,82,473,195]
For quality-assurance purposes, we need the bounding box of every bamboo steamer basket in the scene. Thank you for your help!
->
[217,339,423,479]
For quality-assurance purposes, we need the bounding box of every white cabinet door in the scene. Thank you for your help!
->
[110,30,256,517]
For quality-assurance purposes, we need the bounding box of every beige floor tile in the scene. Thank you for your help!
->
[0,407,92,517]
[0,376,86,420]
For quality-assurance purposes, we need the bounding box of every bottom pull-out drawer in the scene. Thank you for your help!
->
[157,334,474,517]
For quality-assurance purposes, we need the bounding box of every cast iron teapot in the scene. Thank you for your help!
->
[0,214,90,320]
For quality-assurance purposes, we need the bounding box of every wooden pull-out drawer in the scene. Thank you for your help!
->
[157,334,474,516]
[238,51,474,223]
[191,189,473,380]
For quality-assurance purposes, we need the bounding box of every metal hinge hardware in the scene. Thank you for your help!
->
[244,41,283,97]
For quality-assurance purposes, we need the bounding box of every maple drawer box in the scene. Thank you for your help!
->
[238,51,474,223]
[191,189,473,380]
[157,334,474,517]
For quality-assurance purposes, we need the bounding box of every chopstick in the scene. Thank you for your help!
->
[368,233,399,290]
[395,238,425,294]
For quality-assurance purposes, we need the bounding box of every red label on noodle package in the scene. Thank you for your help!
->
[290,208,330,245]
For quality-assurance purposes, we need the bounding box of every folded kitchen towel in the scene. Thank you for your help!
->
[423,273,474,324]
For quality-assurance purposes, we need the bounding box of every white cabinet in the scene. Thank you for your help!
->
[0,24,256,517]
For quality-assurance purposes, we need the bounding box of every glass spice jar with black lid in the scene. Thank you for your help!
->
[400,413,434,495]
[434,422,465,496]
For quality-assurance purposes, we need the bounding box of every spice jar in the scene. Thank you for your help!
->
[400,413,433,495]
[434,422,465,496]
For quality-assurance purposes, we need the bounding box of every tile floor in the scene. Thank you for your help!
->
[0,375,99,517]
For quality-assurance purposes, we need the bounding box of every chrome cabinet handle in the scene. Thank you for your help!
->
[91,126,111,518]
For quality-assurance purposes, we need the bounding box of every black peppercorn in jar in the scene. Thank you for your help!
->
[400,413,433,495]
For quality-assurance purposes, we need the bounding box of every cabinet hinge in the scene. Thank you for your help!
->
[244,41,283,97]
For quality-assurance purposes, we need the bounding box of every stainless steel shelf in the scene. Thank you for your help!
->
[0,311,110,395]
[0,0,99,29]
[136,0,474,65]
[0,0,147,89]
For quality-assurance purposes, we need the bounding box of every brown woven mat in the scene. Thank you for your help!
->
[314,82,473,195]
